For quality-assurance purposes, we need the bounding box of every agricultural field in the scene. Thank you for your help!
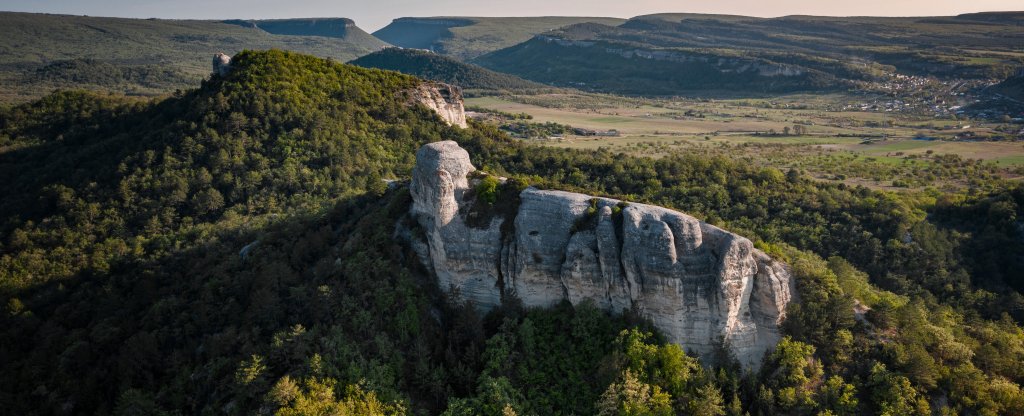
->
[466,93,1024,191]
[467,94,994,136]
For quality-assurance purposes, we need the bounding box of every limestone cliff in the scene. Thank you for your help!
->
[405,83,468,128]
[407,141,794,368]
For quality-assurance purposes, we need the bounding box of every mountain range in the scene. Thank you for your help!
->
[0,12,386,102]
[372,16,627,60]
[474,13,1024,94]
[2,12,1023,101]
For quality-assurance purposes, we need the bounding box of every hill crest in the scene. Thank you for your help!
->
[373,16,627,59]
[476,12,1024,94]
[349,47,549,93]
[221,17,389,49]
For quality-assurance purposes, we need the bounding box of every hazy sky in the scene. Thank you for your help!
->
[2,0,1021,32]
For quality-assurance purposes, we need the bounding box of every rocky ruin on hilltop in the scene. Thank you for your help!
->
[212,53,232,77]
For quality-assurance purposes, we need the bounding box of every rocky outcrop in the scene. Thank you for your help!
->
[405,83,468,128]
[213,53,232,77]
[408,141,794,368]
[410,141,501,307]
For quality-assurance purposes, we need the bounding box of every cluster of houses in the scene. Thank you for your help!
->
[841,75,990,118]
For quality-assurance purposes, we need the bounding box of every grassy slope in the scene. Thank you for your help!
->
[373,16,626,60]
[0,12,386,103]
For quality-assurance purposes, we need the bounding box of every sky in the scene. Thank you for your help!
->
[1,0,1021,32]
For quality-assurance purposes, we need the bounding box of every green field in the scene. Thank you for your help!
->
[995,155,1024,166]
[467,96,827,135]
[467,94,1010,139]
[468,93,1024,191]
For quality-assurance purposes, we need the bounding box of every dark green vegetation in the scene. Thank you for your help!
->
[27,58,197,94]
[464,105,533,120]
[0,12,386,103]
[978,70,1024,116]
[476,13,1024,94]
[349,48,550,95]
[2,50,1024,415]
[500,121,574,139]
[372,16,627,60]
[989,70,1024,102]
[460,105,576,140]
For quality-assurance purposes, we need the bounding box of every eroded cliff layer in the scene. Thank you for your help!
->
[405,83,468,128]
[408,141,793,367]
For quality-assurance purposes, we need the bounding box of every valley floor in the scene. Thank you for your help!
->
[467,93,1024,192]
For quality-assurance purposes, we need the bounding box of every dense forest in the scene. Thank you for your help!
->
[2,50,1023,415]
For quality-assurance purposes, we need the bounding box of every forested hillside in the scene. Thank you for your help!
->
[2,50,1023,415]
[476,13,1024,94]
[349,48,550,95]
[0,12,386,103]
[990,71,1024,101]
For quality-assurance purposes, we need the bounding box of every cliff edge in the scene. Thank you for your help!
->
[405,82,468,128]
[407,141,794,368]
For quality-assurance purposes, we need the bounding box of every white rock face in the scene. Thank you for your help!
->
[405,83,468,128]
[408,141,794,367]
[213,53,232,77]
[410,141,502,309]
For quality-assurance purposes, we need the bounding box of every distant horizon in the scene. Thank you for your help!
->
[1,0,1022,32]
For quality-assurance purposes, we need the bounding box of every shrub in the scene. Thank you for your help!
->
[476,175,501,205]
